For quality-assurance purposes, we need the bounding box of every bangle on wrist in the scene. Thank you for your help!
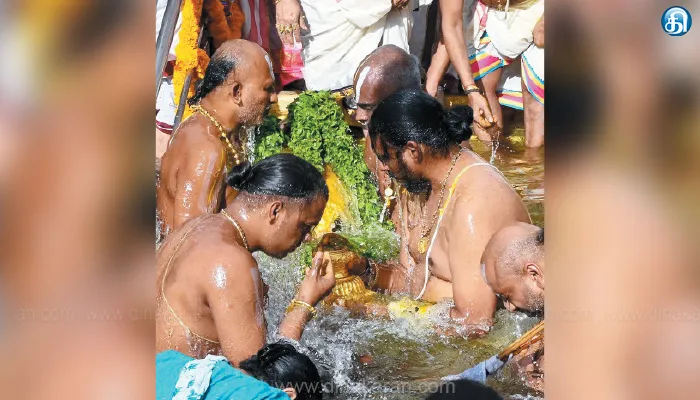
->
[463,84,482,96]
[286,299,317,318]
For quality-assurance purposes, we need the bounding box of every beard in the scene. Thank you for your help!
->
[239,97,269,128]
[391,157,431,194]
[523,286,545,316]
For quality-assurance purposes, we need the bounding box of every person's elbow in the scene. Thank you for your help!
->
[450,301,496,328]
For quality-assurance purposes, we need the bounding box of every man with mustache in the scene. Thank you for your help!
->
[157,40,278,237]
[481,222,544,391]
[367,89,530,331]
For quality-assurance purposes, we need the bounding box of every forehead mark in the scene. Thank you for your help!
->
[264,53,274,81]
[355,66,371,104]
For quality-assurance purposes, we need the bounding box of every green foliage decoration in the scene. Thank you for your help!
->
[254,114,288,160]
[256,91,386,227]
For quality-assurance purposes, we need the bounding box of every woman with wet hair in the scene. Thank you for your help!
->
[240,342,323,400]
[156,154,335,399]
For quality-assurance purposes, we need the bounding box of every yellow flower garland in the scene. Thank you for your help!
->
[227,1,245,39]
[173,0,205,121]
[204,0,231,48]
[173,0,245,122]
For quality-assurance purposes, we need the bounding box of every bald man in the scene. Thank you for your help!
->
[481,222,544,391]
[351,45,422,204]
[157,40,278,237]
[481,222,544,313]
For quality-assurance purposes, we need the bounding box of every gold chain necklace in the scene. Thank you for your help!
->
[190,104,242,166]
[221,209,249,251]
[417,148,464,254]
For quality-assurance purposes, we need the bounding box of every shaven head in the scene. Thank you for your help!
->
[481,223,545,313]
[352,45,422,126]
[188,40,276,126]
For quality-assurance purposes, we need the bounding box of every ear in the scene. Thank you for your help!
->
[403,140,423,163]
[282,387,297,399]
[268,200,284,224]
[231,80,243,104]
[526,263,544,290]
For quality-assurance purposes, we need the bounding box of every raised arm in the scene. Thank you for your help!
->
[446,194,497,330]
[279,252,336,340]
[439,0,494,128]
[205,251,266,366]
[172,144,226,229]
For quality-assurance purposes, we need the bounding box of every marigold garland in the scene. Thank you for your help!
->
[173,0,243,121]
[173,0,204,121]
[227,0,245,39]
[203,0,231,48]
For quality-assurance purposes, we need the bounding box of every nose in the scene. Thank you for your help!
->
[270,92,278,104]
[355,109,370,126]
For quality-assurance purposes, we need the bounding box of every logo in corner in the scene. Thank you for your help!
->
[662,6,692,36]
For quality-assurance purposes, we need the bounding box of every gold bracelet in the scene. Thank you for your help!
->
[463,84,482,96]
[275,0,284,5]
[286,299,317,318]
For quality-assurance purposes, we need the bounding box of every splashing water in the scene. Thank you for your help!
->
[245,126,258,163]
[254,138,544,398]
[257,249,540,399]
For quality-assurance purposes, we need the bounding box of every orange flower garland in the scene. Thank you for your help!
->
[173,0,206,121]
[227,1,245,39]
[203,0,231,48]
[173,0,245,121]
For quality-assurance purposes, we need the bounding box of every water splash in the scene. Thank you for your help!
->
[256,244,539,399]
[490,131,501,164]
[245,126,258,163]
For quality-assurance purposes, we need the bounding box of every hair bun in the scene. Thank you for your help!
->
[226,161,253,189]
[445,106,474,142]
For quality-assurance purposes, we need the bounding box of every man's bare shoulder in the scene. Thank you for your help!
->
[198,232,258,288]
[169,116,224,157]
[447,164,529,225]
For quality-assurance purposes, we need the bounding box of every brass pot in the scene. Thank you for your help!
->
[315,234,375,305]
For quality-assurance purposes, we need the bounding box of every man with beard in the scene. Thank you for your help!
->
[157,40,278,236]
[481,223,544,314]
[481,222,544,391]
[367,89,530,331]
[351,45,422,221]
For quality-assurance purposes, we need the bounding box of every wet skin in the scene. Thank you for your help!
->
[156,195,331,365]
[156,41,277,235]
[373,139,531,328]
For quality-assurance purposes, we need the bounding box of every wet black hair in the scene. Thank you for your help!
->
[226,154,329,201]
[368,89,473,157]
[188,52,237,105]
[239,342,323,400]
[424,379,503,400]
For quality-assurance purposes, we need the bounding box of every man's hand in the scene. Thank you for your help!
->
[276,0,307,46]
[533,16,544,48]
[392,0,410,9]
[467,91,496,129]
[297,252,336,306]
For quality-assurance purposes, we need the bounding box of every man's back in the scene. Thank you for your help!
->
[420,153,529,314]
[156,117,228,235]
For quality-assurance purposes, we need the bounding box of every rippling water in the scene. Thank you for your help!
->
[257,135,545,400]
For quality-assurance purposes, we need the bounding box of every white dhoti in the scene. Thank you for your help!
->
[300,0,431,91]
